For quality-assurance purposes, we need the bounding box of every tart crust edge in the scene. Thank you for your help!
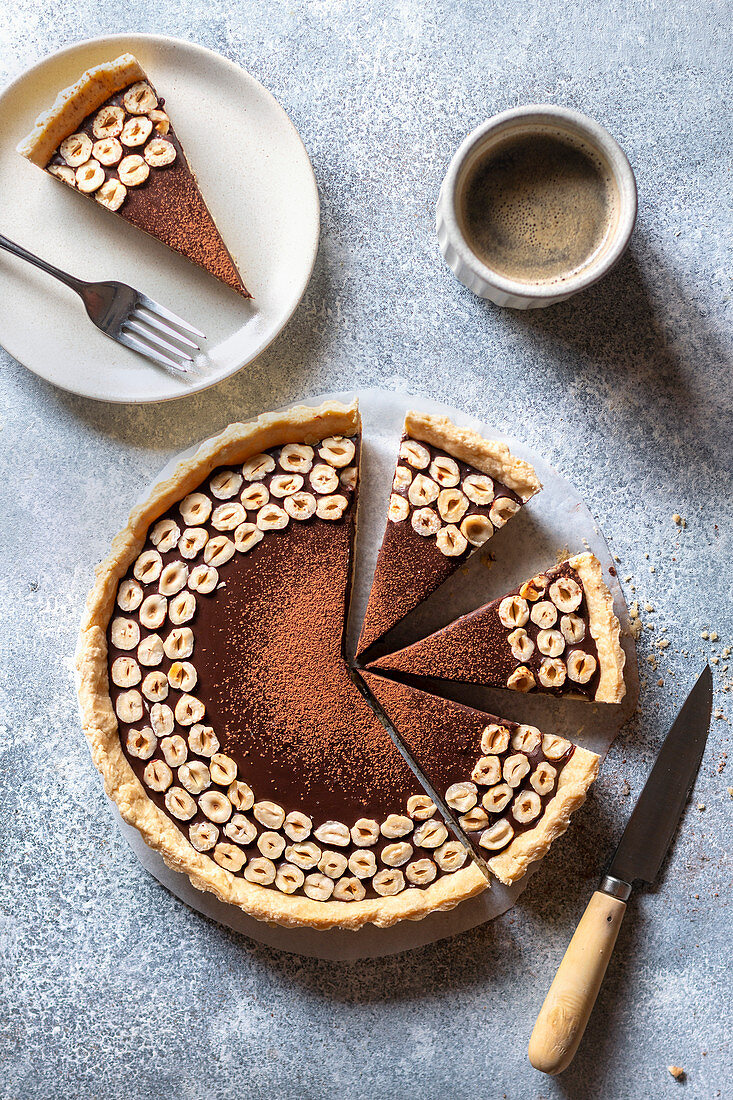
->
[18,53,147,166]
[404,410,542,501]
[569,552,626,703]
[487,744,600,884]
[75,398,488,929]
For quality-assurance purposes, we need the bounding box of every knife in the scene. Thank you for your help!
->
[528,664,713,1075]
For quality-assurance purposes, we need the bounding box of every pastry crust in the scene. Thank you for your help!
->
[404,411,542,501]
[487,745,600,884]
[75,398,490,929]
[18,54,146,166]
[568,552,626,703]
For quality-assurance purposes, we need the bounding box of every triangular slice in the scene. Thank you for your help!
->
[18,54,250,297]
[356,412,541,656]
[369,552,626,702]
[361,672,600,884]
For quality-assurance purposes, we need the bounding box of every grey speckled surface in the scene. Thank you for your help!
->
[1,3,731,1098]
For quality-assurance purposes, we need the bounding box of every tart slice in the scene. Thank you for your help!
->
[75,400,487,929]
[361,672,600,884]
[356,412,541,656]
[18,54,249,297]
[369,552,626,702]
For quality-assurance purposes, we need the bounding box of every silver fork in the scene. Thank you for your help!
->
[0,232,205,375]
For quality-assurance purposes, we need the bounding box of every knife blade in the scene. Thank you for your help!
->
[529,665,713,1076]
[351,669,492,882]
[605,662,713,889]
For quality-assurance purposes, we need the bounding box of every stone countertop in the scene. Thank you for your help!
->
[1,3,731,1098]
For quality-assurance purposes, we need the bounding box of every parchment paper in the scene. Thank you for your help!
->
[111,384,638,959]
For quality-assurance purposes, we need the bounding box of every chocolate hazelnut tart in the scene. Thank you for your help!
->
[76,400,611,929]
[18,54,249,297]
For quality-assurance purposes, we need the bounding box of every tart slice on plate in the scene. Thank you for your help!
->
[369,552,626,703]
[356,412,542,656]
[75,400,488,930]
[18,53,250,297]
[361,673,600,884]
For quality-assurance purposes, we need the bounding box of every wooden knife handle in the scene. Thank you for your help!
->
[528,890,627,1075]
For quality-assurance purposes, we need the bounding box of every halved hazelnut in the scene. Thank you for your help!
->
[286,841,322,870]
[179,492,212,525]
[137,635,164,667]
[333,876,366,901]
[489,497,520,528]
[389,493,409,522]
[210,753,237,785]
[304,872,334,900]
[459,806,490,832]
[242,453,275,481]
[187,565,218,594]
[408,473,439,507]
[234,522,264,553]
[126,726,156,760]
[270,473,304,498]
[503,753,531,787]
[381,814,413,839]
[309,463,339,493]
[165,786,196,820]
[188,723,220,757]
[498,596,529,629]
[318,436,355,468]
[169,591,196,626]
[117,579,143,612]
[399,439,430,469]
[167,661,197,692]
[258,831,286,860]
[478,818,514,851]
[224,814,257,845]
[542,734,571,760]
[279,443,314,472]
[561,613,586,644]
[314,820,350,847]
[227,780,254,811]
[348,850,377,879]
[538,657,567,688]
[508,627,535,661]
[213,843,246,873]
[567,650,597,684]
[481,725,510,755]
[111,655,141,688]
[93,105,124,139]
[463,473,494,505]
[437,487,469,523]
[381,842,413,867]
[537,628,565,657]
[159,731,185,764]
[59,132,92,166]
[178,527,208,560]
[110,617,140,651]
[244,857,276,885]
[133,549,162,584]
[211,502,246,531]
[549,576,583,613]
[507,666,536,692]
[256,504,289,531]
[511,725,542,753]
[276,863,305,894]
[316,494,348,520]
[124,81,158,114]
[445,781,478,813]
[253,801,285,829]
[436,524,468,557]
[204,535,235,566]
[434,840,468,872]
[284,492,317,521]
[482,782,513,814]
[141,671,168,702]
[512,790,542,824]
[405,858,438,885]
[393,465,413,490]
[411,507,440,536]
[121,115,153,147]
[318,850,348,879]
[471,755,501,785]
[413,820,448,848]
[240,483,269,511]
[283,810,312,841]
[150,518,180,552]
[163,627,194,660]
[71,155,105,192]
[530,761,557,795]
[199,791,233,824]
[350,819,380,847]
[178,760,210,795]
[460,514,493,547]
[407,794,436,820]
[92,137,122,165]
[372,868,405,896]
[115,689,143,723]
[159,561,188,596]
[189,821,218,852]
[531,600,558,629]
[339,466,357,491]
[429,455,460,487]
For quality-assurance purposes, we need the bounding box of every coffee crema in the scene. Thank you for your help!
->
[459,130,618,286]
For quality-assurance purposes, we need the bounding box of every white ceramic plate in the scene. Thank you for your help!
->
[0,35,320,403]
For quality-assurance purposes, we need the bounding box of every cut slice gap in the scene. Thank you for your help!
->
[356,410,541,658]
[368,552,626,704]
[18,54,250,297]
[361,671,600,884]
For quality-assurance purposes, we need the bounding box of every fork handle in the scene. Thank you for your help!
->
[0,232,87,294]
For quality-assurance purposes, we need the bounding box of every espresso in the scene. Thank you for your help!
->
[460,131,617,285]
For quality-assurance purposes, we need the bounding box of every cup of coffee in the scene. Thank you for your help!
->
[436,105,637,308]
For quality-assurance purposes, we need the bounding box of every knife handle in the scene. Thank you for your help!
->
[528,889,627,1075]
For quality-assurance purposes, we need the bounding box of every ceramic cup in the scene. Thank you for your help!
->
[436,105,638,309]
